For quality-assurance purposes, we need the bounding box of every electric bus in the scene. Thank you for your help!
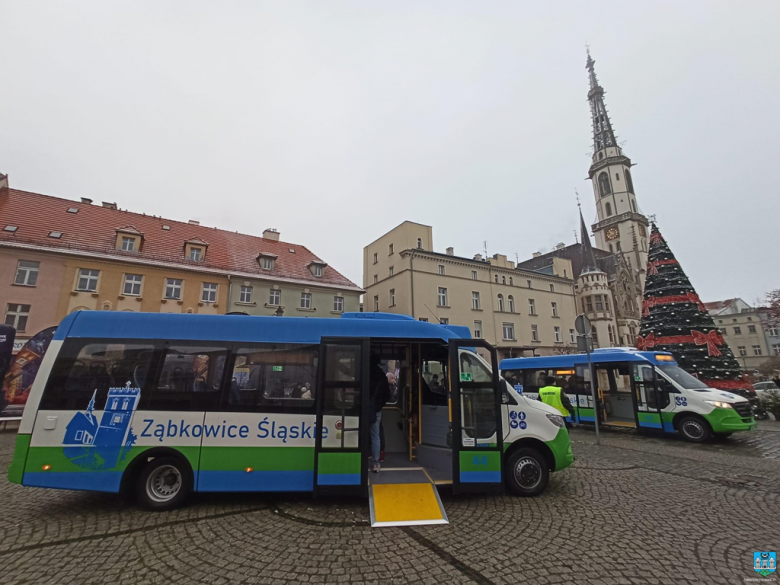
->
[8,311,573,512]
[500,348,755,443]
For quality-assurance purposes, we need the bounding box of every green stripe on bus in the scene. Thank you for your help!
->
[317,452,361,475]
[8,434,31,484]
[459,451,501,472]
[199,447,314,472]
[575,407,595,416]
[23,446,200,474]
[637,412,661,423]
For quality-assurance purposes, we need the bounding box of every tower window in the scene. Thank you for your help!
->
[598,172,611,197]
[615,173,620,181]
[631,199,637,213]
[625,169,635,193]
[605,202,612,217]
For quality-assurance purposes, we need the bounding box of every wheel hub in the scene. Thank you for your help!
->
[147,465,182,502]
[514,457,542,489]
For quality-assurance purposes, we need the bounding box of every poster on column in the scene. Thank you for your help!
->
[0,326,56,420]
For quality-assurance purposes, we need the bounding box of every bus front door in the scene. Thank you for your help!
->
[314,339,370,496]
[448,339,504,494]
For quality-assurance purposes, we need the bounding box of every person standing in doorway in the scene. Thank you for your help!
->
[369,356,391,472]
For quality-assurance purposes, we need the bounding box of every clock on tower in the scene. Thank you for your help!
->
[606,227,620,241]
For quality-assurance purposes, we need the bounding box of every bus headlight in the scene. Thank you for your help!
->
[704,400,733,409]
[546,414,565,428]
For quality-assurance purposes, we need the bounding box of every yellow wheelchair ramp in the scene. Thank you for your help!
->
[369,469,449,528]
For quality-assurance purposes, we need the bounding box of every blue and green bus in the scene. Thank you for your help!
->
[8,311,573,511]
[500,348,755,442]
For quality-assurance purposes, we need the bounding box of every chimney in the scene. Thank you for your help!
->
[263,228,280,241]
[81,197,93,205]
[473,254,483,261]
[188,220,200,225]
[0,173,8,189]
[532,252,542,258]
[555,242,565,250]
[102,201,117,210]
[446,247,454,256]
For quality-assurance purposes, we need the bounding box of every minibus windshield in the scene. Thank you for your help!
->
[658,365,710,390]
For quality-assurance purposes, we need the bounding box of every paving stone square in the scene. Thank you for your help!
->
[1,424,779,584]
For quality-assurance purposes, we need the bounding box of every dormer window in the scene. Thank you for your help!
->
[115,226,143,252]
[258,252,278,271]
[184,238,209,262]
[309,261,327,278]
[121,236,136,251]
[189,247,202,261]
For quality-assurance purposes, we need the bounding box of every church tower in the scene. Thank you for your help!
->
[586,50,649,292]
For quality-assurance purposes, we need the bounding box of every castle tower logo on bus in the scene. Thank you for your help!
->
[63,382,140,471]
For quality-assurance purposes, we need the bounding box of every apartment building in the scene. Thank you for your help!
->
[706,298,772,372]
[363,221,578,360]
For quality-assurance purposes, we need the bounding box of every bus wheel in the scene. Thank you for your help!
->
[506,448,549,497]
[678,416,711,443]
[136,457,191,511]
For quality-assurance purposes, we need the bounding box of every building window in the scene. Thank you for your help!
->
[502,276,506,285]
[121,236,136,252]
[598,171,611,197]
[551,301,558,317]
[528,299,536,315]
[438,287,448,307]
[239,286,253,304]
[752,345,762,356]
[201,283,218,303]
[77,269,100,292]
[605,297,611,313]
[5,303,30,332]
[531,324,539,342]
[625,169,634,193]
[616,241,621,252]
[508,295,515,313]
[527,280,532,289]
[262,257,275,270]
[586,297,594,312]
[471,270,478,280]
[554,326,562,343]
[769,327,780,337]
[438,265,445,275]
[502,323,515,340]
[509,277,514,286]
[373,252,378,264]
[474,320,482,338]
[418,317,428,322]
[549,284,554,292]
[592,328,599,348]
[312,265,323,277]
[608,325,615,344]
[569,329,576,344]
[123,274,143,296]
[773,344,780,356]
[14,260,39,286]
[605,202,612,217]
[334,296,344,312]
[389,243,394,255]
[748,325,757,334]
[189,247,203,261]
[165,278,183,300]
[733,326,742,335]
[609,244,613,253]
[269,289,281,306]
[494,274,499,283]
[497,294,504,312]
[737,346,747,357]
[389,289,395,306]
[417,238,422,249]
[440,318,449,325]
[595,295,604,311]
[472,291,481,310]
[389,266,394,277]
[300,292,312,309]
[373,275,378,284]
[374,295,379,312]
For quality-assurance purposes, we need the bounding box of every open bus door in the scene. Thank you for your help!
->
[448,339,504,494]
[314,339,370,496]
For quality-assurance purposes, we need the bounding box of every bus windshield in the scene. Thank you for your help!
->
[658,365,710,390]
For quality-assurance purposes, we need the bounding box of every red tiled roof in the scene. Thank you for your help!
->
[0,187,361,291]
[703,299,736,311]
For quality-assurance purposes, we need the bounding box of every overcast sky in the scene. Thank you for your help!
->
[2,1,778,304]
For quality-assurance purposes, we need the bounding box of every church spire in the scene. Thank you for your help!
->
[579,206,599,271]
[586,49,617,154]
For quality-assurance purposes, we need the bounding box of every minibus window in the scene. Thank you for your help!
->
[147,345,229,411]
[658,365,709,390]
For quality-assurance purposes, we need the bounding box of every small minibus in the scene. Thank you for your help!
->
[501,348,755,443]
[9,311,573,515]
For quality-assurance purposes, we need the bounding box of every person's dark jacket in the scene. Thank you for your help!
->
[369,364,391,421]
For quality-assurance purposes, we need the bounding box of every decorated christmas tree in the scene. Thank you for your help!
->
[636,224,752,393]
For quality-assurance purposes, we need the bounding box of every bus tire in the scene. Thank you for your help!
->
[506,448,549,497]
[136,457,191,511]
[678,415,711,443]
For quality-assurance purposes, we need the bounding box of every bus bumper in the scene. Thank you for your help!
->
[7,434,30,485]
[546,428,574,471]
[704,409,756,433]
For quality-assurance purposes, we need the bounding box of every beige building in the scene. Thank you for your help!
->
[706,298,772,372]
[363,221,578,360]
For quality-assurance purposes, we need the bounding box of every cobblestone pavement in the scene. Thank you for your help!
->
[1,425,779,585]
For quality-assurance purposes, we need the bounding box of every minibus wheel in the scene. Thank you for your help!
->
[506,448,549,497]
[136,457,191,511]
[678,416,711,443]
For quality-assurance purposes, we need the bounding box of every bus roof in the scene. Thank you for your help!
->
[500,348,677,370]
[53,311,471,345]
